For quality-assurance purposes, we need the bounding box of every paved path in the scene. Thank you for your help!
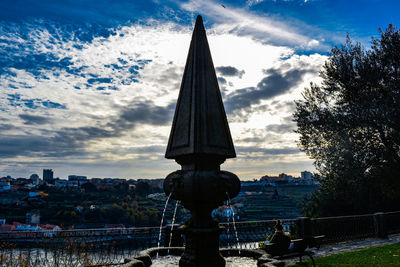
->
[284,234,400,266]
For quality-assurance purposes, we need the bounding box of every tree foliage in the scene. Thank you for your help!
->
[294,25,400,216]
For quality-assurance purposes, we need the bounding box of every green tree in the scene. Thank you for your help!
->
[81,182,97,192]
[135,181,151,197]
[294,25,400,217]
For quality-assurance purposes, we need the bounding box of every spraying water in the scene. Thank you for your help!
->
[157,192,172,257]
[168,200,180,252]
[225,200,231,247]
[226,192,240,253]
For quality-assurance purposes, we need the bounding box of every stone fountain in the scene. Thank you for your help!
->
[123,15,285,267]
[163,15,241,267]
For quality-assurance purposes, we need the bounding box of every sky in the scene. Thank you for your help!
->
[0,0,399,180]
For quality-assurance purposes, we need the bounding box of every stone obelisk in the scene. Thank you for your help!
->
[164,15,241,267]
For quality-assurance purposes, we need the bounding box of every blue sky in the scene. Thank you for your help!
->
[0,0,399,180]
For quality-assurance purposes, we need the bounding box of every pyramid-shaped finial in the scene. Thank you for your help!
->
[165,15,236,163]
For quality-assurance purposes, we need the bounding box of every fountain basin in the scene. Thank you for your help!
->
[164,170,240,213]
[123,247,284,267]
[152,255,257,267]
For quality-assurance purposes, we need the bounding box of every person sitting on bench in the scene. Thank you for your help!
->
[267,220,291,255]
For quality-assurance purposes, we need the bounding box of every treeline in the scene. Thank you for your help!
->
[0,181,164,228]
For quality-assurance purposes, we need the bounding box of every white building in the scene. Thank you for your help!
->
[301,171,313,180]
[300,171,315,185]
[26,210,40,225]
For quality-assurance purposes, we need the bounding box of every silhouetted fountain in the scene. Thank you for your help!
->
[124,14,285,267]
[163,15,241,267]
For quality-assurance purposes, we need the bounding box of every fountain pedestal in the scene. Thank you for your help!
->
[179,227,225,267]
[164,15,241,267]
[164,168,240,266]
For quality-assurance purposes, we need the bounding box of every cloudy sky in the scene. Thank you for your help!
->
[1,0,399,180]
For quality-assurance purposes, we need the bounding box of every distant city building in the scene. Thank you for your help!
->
[0,181,11,192]
[30,174,40,185]
[68,175,87,181]
[260,171,318,186]
[0,221,61,234]
[0,224,15,233]
[68,175,88,186]
[240,181,268,192]
[28,192,39,198]
[14,223,41,232]
[15,178,30,185]
[113,178,128,184]
[43,169,54,183]
[39,224,61,236]
[0,177,12,183]
[301,171,313,180]
[26,210,40,225]
[55,179,79,188]
[278,173,294,183]
[91,178,102,185]
[54,179,67,187]
[260,175,285,185]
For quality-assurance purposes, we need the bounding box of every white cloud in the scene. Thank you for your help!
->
[0,16,327,179]
[246,0,265,7]
[179,0,328,50]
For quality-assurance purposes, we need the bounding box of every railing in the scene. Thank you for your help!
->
[219,219,296,249]
[0,226,163,266]
[311,214,375,243]
[385,211,400,235]
[1,211,399,266]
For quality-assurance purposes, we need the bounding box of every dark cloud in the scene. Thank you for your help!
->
[19,114,51,125]
[271,100,297,113]
[0,100,174,159]
[238,136,265,143]
[225,69,308,113]
[265,123,296,134]
[0,124,15,131]
[218,77,227,85]
[0,135,73,158]
[122,145,165,154]
[111,101,175,131]
[281,115,295,124]
[54,100,174,148]
[216,66,245,78]
[236,146,300,156]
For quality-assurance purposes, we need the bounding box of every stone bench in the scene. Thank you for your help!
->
[264,235,324,267]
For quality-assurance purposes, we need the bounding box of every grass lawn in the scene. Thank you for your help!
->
[288,242,400,267]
